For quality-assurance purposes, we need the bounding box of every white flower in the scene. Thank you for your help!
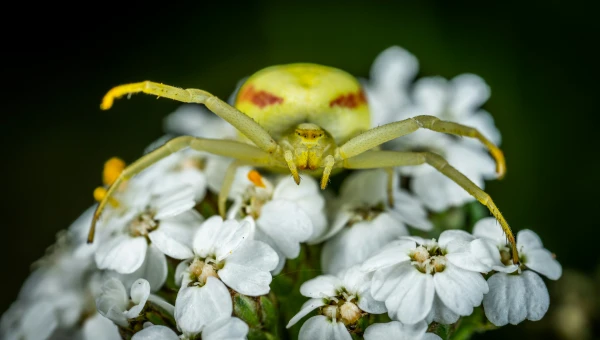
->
[364,321,442,340]
[96,278,151,327]
[473,218,562,326]
[361,230,490,324]
[287,266,386,340]
[175,216,278,296]
[364,46,419,127]
[173,217,277,336]
[95,183,201,274]
[132,316,248,340]
[228,169,325,273]
[319,169,432,274]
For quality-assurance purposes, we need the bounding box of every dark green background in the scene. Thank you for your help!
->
[3,1,597,339]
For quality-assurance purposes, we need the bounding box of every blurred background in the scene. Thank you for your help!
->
[2,1,598,339]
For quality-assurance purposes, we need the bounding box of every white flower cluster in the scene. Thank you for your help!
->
[1,46,561,340]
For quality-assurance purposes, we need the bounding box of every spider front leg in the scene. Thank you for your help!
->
[87,136,276,243]
[340,150,519,264]
[338,115,506,178]
[101,81,278,153]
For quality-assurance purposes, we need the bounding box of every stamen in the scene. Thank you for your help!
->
[247,170,266,188]
[93,187,119,208]
[103,157,126,186]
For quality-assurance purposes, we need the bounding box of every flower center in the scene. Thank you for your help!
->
[348,202,386,225]
[128,210,158,237]
[188,257,222,286]
[241,171,273,219]
[410,243,446,274]
[319,289,363,326]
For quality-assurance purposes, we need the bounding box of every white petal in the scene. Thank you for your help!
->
[517,229,544,251]
[373,263,434,324]
[149,219,195,260]
[426,294,460,325]
[438,230,474,251]
[449,74,490,118]
[22,301,58,340]
[364,321,427,340]
[314,209,352,243]
[131,325,179,340]
[286,298,326,328]
[273,176,324,211]
[483,271,549,326]
[148,294,175,317]
[192,216,224,257]
[143,244,169,291]
[202,317,249,340]
[174,277,232,334]
[174,260,191,287]
[300,275,341,298]
[433,263,488,316]
[96,278,128,326]
[218,246,278,296]
[525,248,562,280]
[411,171,469,212]
[153,186,196,220]
[117,244,168,293]
[413,76,448,115]
[298,316,351,340]
[445,246,491,273]
[339,169,387,206]
[224,240,278,272]
[361,240,415,272]
[82,313,121,340]
[125,279,150,319]
[256,200,312,259]
[215,219,252,262]
[95,236,147,274]
[369,46,419,92]
[472,217,506,245]
[390,190,433,231]
[219,263,273,296]
[340,266,384,314]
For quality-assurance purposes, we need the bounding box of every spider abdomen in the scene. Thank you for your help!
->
[234,63,371,145]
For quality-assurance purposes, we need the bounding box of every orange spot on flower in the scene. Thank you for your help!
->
[329,89,367,108]
[247,170,266,188]
[238,85,284,108]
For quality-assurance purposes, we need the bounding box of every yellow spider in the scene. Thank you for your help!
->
[87,63,518,264]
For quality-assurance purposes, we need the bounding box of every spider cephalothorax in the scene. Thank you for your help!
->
[89,63,518,264]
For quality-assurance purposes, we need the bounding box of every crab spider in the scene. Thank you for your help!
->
[89,64,518,264]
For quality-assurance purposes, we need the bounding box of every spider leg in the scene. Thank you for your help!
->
[338,115,506,178]
[341,150,519,264]
[384,167,395,207]
[101,81,278,153]
[87,136,277,243]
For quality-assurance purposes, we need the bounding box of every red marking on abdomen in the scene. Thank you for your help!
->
[329,89,367,108]
[238,85,284,108]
